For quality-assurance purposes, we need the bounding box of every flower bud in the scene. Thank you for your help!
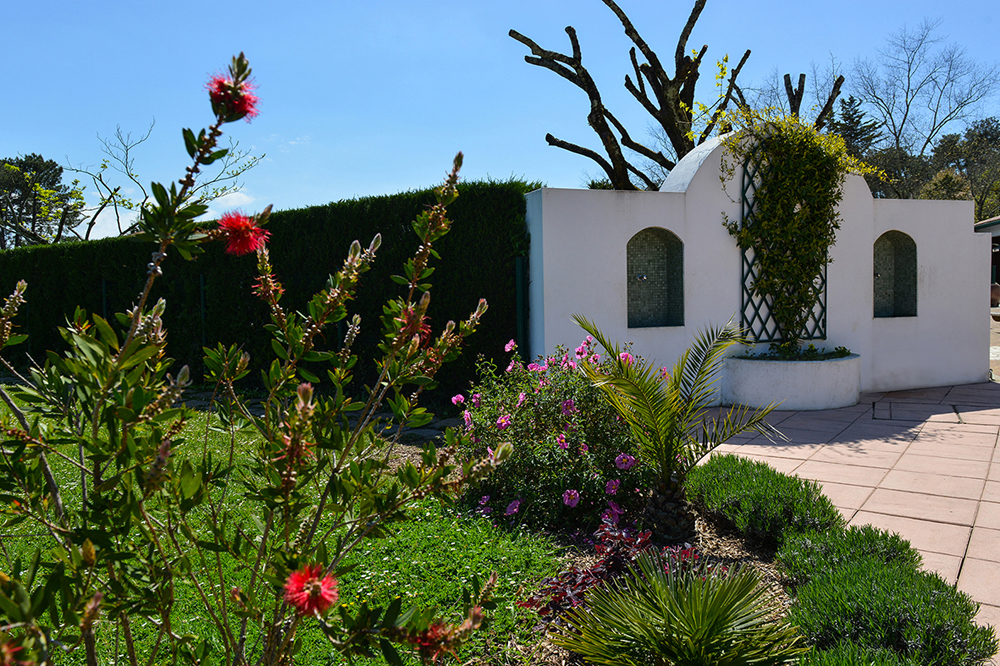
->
[82,539,96,567]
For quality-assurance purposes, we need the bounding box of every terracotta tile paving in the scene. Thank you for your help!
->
[862,488,979,525]
[956,407,1000,427]
[719,381,1000,642]
[849,510,971,557]
[814,480,874,510]
[729,441,823,460]
[966,526,1000,562]
[975,604,1000,633]
[894,453,990,479]
[983,480,1000,503]
[958,558,1000,608]
[920,550,962,584]
[795,460,889,486]
[975,501,1000,531]
[879,469,984,500]
[920,421,1000,436]
[905,440,996,461]
[808,445,904,469]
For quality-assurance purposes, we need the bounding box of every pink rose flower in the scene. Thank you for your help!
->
[505,339,516,352]
[606,479,620,495]
[505,499,521,515]
[562,489,580,508]
[496,414,512,430]
[451,394,465,406]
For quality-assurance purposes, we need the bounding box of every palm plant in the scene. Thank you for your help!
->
[573,316,783,542]
[552,551,809,666]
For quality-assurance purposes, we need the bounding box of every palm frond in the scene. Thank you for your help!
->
[553,551,809,666]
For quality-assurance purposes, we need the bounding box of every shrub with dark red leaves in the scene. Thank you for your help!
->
[518,519,705,629]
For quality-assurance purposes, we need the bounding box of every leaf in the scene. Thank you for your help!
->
[182,128,199,158]
[379,639,405,666]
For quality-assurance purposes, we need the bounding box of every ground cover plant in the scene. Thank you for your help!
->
[686,454,844,546]
[0,54,510,666]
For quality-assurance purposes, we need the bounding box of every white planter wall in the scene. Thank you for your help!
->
[526,137,990,396]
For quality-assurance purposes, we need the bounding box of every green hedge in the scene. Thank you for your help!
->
[0,179,538,402]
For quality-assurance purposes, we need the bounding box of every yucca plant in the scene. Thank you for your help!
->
[552,551,809,666]
[573,316,782,542]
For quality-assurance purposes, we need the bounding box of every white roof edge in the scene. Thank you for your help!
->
[659,135,728,193]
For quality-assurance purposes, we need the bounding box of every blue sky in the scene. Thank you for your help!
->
[4,0,998,238]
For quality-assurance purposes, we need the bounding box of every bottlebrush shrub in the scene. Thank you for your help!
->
[0,54,504,666]
[517,520,703,629]
[457,338,648,530]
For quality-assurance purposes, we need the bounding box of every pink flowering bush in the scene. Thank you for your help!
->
[458,339,648,529]
[0,54,503,666]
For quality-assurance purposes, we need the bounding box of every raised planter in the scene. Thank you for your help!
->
[721,353,861,411]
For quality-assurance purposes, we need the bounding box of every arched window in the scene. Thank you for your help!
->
[627,227,683,328]
[873,230,917,318]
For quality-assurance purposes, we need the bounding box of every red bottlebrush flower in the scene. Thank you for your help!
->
[283,564,338,616]
[207,73,259,123]
[398,306,432,346]
[218,211,270,255]
[0,640,29,666]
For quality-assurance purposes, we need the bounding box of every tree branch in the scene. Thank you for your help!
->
[813,75,845,131]
[701,49,751,143]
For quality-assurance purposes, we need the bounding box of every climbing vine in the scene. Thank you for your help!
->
[721,111,877,351]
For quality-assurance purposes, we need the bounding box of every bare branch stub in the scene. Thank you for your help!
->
[510,27,638,188]
[511,0,752,189]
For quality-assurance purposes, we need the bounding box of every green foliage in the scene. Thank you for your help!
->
[777,525,922,589]
[801,643,918,665]
[917,168,972,201]
[574,317,783,488]
[686,454,844,546]
[790,560,997,665]
[722,111,875,349]
[0,178,536,402]
[0,153,85,246]
[458,338,647,530]
[551,552,809,666]
[335,499,561,665]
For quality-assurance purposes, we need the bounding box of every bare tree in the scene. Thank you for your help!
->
[853,18,999,158]
[66,119,262,239]
[511,0,843,189]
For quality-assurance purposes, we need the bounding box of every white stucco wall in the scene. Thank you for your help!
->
[526,137,990,394]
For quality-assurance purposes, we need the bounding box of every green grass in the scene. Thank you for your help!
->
[0,391,562,665]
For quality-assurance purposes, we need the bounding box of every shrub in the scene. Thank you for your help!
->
[686,454,844,546]
[551,552,809,666]
[517,520,702,627]
[777,525,922,589]
[801,643,919,665]
[790,560,998,665]
[457,338,648,530]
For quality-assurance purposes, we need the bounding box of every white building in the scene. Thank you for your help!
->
[527,137,990,395]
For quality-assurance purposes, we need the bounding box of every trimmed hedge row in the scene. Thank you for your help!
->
[0,179,538,402]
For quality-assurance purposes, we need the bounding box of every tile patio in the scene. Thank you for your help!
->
[717,381,1000,638]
